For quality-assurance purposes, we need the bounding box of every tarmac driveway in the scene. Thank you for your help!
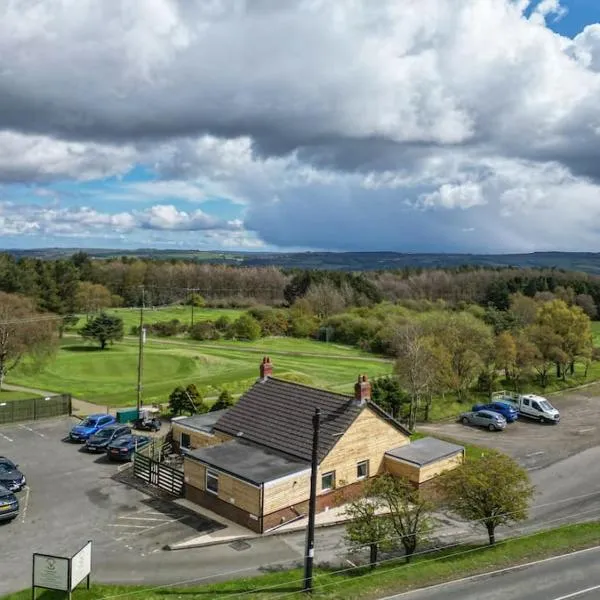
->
[0,416,222,596]
[419,384,600,470]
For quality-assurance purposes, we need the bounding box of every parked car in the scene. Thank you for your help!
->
[84,425,132,453]
[69,414,116,442]
[460,409,507,431]
[472,401,519,423]
[106,435,152,461]
[0,457,26,492]
[0,484,19,522]
[492,390,560,423]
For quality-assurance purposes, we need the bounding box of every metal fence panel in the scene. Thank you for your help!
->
[0,394,71,425]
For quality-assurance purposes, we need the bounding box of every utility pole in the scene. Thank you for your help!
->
[136,285,145,418]
[303,408,321,593]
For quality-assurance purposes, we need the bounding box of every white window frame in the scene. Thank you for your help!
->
[321,471,335,492]
[206,470,219,495]
[356,460,369,480]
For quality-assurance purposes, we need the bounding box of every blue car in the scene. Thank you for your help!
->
[472,401,519,423]
[106,434,152,461]
[69,413,116,443]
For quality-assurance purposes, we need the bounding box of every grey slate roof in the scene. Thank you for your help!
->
[385,437,464,467]
[187,439,310,485]
[174,410,228,434]
[213,377,410,463]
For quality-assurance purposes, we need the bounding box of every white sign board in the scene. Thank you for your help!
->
[70,541,92,588]
[33,554,69,591]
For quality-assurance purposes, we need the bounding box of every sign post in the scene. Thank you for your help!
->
[32,541,92,600]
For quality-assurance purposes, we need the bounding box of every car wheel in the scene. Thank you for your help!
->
[488,424,495,431]
[540,417,546,424]
[461,417,469,425]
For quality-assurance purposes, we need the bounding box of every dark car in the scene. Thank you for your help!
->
[0,457,26,492]
[0,484,19,522]
[69,413,116,442]
[84,425,131,453]
[106,435,151,461]
[472,401,519,423]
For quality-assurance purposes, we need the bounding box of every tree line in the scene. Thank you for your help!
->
[2,252,600,317]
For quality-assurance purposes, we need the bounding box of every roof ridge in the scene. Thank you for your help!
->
[267,376,354,400]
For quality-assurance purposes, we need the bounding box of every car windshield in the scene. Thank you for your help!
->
[539,400,554,411]
[95,429,114,438]
[0,462,14,472]
[82,419,98,428]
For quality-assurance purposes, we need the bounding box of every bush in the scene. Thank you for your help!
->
[211,389,234,412]
[150,319,183,337]
[247,306,290,336]
[189,321,220,341]
[226,313,262,341]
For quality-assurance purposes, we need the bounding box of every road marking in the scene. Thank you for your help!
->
[117,462,132,472]
[107,524,149,529]
[118,516,174,522]
[115,516,186,541]
[379,544,600,599]
[0,432,13,442]
[20,487,30,523]
[552,584,600,600]
[18,424,45,438]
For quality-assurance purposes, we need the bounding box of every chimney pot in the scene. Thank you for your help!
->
[354,373,371,405]
[259,356,273,380]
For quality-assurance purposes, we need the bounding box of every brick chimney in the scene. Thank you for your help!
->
[259,356,273,381]
[354,374,371,405]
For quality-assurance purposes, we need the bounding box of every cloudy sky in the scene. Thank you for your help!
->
[1,0,600,253]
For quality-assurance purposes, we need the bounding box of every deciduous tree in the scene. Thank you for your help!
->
[0,292,58,390]
[393,322,437,430]
[75,281,113,317]
[345,482,394,570]
[440,452,534,545]
[373,474,432,562]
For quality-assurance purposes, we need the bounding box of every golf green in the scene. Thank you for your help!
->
[8,337,393,408]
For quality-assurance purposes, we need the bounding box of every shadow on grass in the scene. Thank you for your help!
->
[61,345,110,353]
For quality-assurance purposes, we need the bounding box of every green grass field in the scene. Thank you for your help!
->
[7,337,392,408]
[592,321,600,346]
[71,306,243,331]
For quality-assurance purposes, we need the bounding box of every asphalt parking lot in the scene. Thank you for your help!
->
[420,384,600,469]
[0,416,222,596]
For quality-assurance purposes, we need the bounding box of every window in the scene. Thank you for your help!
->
[100,416,112,425]
[181,432,191,449]
[532,401,540,411]
[321,471,335,492]
[523,398,530,406]
[357,460,369,480]
[206,470,219,495]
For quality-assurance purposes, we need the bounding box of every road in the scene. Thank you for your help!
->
[384,545,600,599]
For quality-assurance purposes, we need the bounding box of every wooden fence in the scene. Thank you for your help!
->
[133,437,184,496]
[0,394,71,425]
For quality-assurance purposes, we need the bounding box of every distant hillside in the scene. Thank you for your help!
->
[6,248,600,274]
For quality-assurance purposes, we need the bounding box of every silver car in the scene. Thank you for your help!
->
[460,409,506,431]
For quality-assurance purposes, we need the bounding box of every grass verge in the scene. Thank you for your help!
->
[5,522,600,600]
[0,389,42,402]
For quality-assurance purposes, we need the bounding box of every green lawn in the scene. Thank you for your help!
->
[7,337,392,407]
[0,390,42,402]
[5,522,600,600]
[71,306,243,331]
[592,321,600,346]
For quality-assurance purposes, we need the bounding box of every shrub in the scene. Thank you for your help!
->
[189,321,220,341]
